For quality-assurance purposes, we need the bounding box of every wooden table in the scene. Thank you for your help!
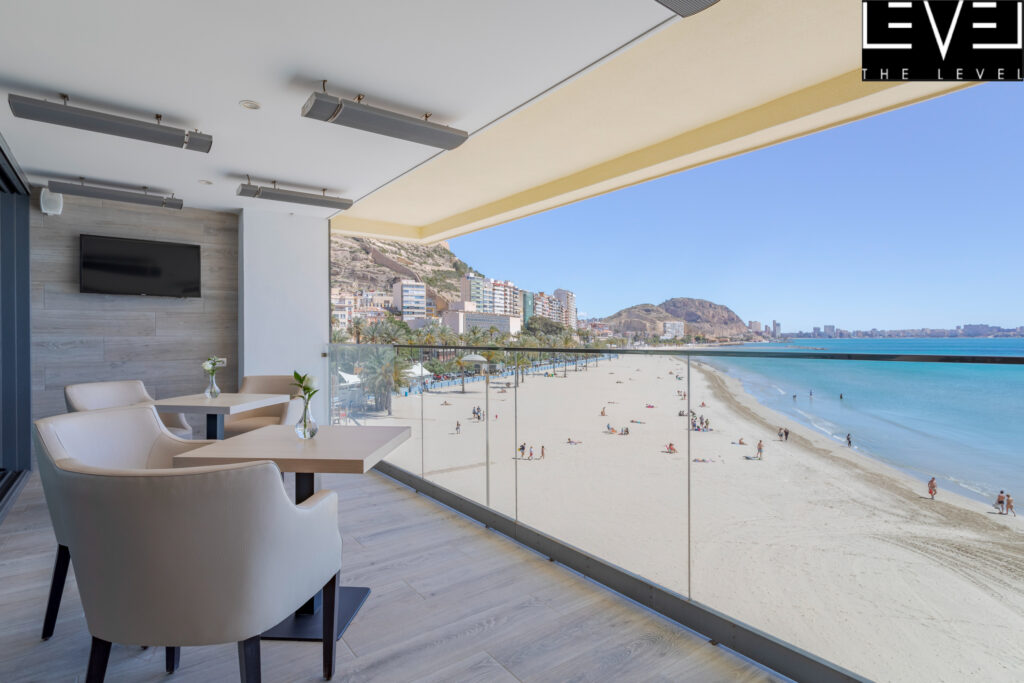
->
[147,393,289,439]
[174,424,412,642]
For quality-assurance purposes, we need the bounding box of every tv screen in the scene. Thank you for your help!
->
[79,234,201,298]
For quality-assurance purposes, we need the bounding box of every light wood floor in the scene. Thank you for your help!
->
[0,470,781,682]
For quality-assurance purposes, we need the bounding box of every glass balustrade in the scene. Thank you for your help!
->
[326,342,1024,682]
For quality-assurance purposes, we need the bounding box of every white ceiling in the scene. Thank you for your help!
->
[0,0,674,218]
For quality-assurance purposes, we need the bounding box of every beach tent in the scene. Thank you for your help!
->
[337,370,361,385]
[405,362,430,378]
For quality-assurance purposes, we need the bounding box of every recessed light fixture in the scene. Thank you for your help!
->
[239,100,261,110]
[9,93,212,152]
[302,89,467,150]
[198,179,213,185]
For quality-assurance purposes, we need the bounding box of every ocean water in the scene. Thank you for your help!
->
[702,338,1024,503]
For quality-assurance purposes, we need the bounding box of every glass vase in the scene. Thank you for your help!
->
[204,373,220,399]
[295,400,318,440]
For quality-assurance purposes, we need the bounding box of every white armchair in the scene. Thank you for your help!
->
[34,406,343,682]
[223,375,303,438]
[64,379,192,438]
[37,406,212,644]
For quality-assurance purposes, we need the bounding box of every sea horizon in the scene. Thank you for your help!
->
[704,337,1024,503]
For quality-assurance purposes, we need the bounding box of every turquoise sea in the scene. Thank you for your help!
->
[703,338,1024,503]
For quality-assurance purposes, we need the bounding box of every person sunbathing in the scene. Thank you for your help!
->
[737,438,746,445]
[666,443,678,454]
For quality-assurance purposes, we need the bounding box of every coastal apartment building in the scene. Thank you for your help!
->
[392,279,427,321]
[519,290,535,324]
[459,273,520,317]
[554,288,577,328]
[441,301,522,335]
[330,289,357,328]
[533,291,567,326]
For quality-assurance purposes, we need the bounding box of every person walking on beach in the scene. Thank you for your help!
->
[846,433,852,448]
[997,491,1007,514]
[541,445,546,459]
[756,440,764,460]
[529,446,534,460]
[927,477,937,500]
[1007,494,1016,517]
[778,427,784,441]
[456,421,461,435]
[784,428,789,441]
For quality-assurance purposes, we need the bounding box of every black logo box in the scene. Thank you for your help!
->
[862,0,1023,81]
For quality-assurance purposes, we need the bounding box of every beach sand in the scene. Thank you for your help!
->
[371,354,1024,682]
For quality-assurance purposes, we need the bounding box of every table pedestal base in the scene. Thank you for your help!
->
[261,586,370,642]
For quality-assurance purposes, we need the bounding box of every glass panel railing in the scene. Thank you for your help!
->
[514,349,691,593]
[417,345,487,505]
[326,343,421,473]
[329,341,1024,682]
[690,352,1024,682]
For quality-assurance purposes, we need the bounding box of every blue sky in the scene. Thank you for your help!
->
[449,84,1023,332]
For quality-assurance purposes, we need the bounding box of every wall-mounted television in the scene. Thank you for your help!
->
[79,234,201,298]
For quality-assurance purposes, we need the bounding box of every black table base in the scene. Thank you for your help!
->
[261,586,369,641]
[205,414,224,440]
[261,472,370,642]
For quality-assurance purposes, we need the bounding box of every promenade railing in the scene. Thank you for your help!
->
[325,342,1024,683]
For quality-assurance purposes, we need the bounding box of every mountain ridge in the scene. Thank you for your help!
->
[601,297,747,338]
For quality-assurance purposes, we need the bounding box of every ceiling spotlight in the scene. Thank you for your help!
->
[49,180,183,210]
[237,181,353,210]
[301,91,467,150]
[239,100,261,110]
[9,94,212,152]
[654,0,720,18]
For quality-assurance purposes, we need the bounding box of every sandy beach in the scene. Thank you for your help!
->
[370,354,1024,682]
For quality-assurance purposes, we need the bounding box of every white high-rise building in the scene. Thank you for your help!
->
[554,288,576,328]
[392,279,426,320]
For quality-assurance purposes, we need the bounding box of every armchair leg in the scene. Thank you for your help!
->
[85,637,112,683]
[237,636,261,683]
[41,544,70,640]
[322,572,340,680]
[165,646,180,674]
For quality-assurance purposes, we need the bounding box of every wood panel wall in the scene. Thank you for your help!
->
[30,191,239,425]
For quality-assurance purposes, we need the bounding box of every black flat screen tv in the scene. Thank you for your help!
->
[79,234,201,298]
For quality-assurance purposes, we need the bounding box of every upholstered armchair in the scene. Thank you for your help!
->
[33,406,343,682]
[64,380,192,438]
[223,375,303,438]
[35,406,213,662]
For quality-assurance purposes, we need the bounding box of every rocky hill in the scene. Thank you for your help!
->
[602,297,748,338]
[329,234,481,304]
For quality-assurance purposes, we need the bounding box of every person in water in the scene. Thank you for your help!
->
[1007,494,1016,517]
[996,491,1007,514]
[846,434,852,448]
[927,477,937,500]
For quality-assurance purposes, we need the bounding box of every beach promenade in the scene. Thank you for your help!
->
[374,354,1024,682]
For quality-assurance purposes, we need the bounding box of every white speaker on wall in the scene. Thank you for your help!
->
[40,187,64,215]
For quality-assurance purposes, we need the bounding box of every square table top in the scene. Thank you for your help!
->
[146,393,289,415]
[173,424,412,474]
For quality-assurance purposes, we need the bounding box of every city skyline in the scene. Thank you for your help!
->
[450,83,1023,331]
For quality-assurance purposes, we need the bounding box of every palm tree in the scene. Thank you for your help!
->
[453,353,471,393]
[350,317,365,344]
[358,347,411,415]
[511,353,531,386]
[331,325,351,343]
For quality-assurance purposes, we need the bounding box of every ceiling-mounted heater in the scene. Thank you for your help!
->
[654,0,721,18]
[9,94,213,152]
[302,91,468,150]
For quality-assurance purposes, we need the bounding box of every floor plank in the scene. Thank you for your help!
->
[0,470,782,682]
